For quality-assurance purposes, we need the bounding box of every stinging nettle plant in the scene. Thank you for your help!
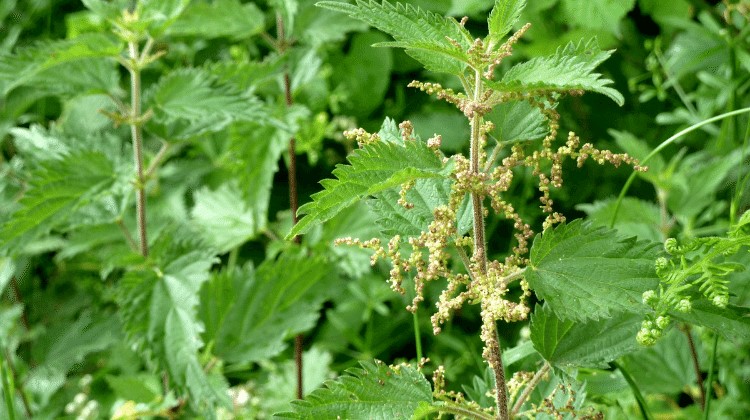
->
[2,0,748,419]
[281,0,666,418]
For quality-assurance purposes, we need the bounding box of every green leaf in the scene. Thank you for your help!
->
[227,124,289,233]
[105,374,162,403]
[620,328,697,394]
[145,68,271,140]
[0,34,121,94]
[0,151,115,253]
[560,0,635,36]
[297,5,369,47]
[288,129,450,238]
[25,312,120,407]
[190,181,256,254]
[530,303,641,368]
[257,347,333,414]
[487,38,624,106]
[117,231,230,412]
[486,99,549,144]
[369,178,472,238]
[0,258,14,295]
[167,0,265,40]
[577,197,662,243]
[137,0,191,36]
[333,31,393,118]
[527,219,660,321]
[670,300,750,342]
[487,0,526,45]
[209,251,330,363]
[277,360,433,419]
[317,0,472,75]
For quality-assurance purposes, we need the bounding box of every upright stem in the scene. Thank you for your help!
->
[470,69,507,419]
[128,41,148,257]
[276,12,304,401]
[682,326,705,409]
[702,334,719,420]
[470,71,488,275]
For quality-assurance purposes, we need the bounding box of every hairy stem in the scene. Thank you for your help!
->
[511,362,551,416]
[470,68,507,420]
[128,40,148,257]
[423,401,494,420]
[470,71,488,275]
[681,325,705,409]
[275,12,304,401]
[489,327,508,420]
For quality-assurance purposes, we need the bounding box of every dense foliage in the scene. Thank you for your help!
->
[0,0,749,419]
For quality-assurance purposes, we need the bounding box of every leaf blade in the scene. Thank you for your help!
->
[527,220,660,321]
[487,0,527,45]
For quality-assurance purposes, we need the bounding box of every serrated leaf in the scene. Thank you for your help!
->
[530,303,641,368]
[288,131,450,238]
[298,5,369,47]
[0,33,121,94]
[0,151,115,254]
[527,219,660,321]
[486,99,549,144]
[190,181,256,254]
[317,0,472,75]
[487,0,526,45]
[167,0,265,40]
[369,178,472,238]
[117,231,230,412]
[487,38,624,106]
[145,68,271,140]
[209,251,330,363]
[228,124,288,232]
[277,360,433,419]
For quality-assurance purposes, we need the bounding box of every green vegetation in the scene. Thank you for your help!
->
[0,1,748,419]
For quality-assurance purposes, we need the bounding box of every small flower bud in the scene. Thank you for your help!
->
[676,298,692,312]
[712,295,728,308]
[642,290,657,306]
[655,315,670,330]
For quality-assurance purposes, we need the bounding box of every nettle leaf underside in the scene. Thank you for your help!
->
[487,38,625,106]
[526,219,660,321]
[277,360,433,419]
[289,138,449,238]
[317,0,472,74]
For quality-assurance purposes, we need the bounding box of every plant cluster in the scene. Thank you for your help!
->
[0,0,749,419]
